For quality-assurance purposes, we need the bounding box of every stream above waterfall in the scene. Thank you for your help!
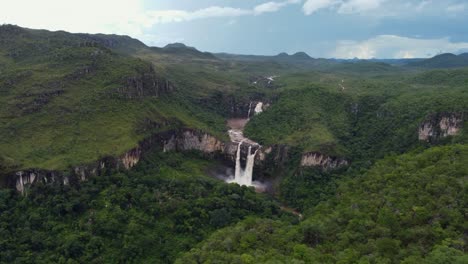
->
[224,102,266,190]
[227,118,258,145]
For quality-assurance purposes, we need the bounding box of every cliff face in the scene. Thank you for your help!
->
[115,65,174,99]
[300,152,349,170]
[12,149,144,194]
[419,112,464,142]
[163,130,225,153]
[8,127,348,193]
[9,129,226,193]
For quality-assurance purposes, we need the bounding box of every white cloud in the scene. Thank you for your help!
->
[0,0,145,35]
[302,0,384,15]
[415,0,431,12]
[303,0,337,15]
[447,3,465,12]
[146,7,251,24]
[0,0,302,46]
[255,0,301,15]
[301,0,464,16]
[337,0,385,14]
[147,0,300,23]
[332,35,468,59]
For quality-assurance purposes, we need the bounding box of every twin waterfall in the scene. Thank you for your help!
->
[227,101,264,187]
[233,141,259,186]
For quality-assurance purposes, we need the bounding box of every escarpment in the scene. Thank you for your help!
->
[300,152,349,170]
[201,92,271,119]
[7,129,232,193]
[419,112,464,142]
[116,66,174,99]
[163,130,225,154]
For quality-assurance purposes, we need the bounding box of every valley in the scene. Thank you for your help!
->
[0,25,467,263]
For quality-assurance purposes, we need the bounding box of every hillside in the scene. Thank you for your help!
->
[178,145,468,263]
[0,25,227,171]
[408,53,468,68]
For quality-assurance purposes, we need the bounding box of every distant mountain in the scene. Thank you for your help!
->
[75,33,147,54]
[408,53,468,68]
[367,58,424,66]
[274,51,312,61]
[215,51,338,70]
[151,42,217,60]
[458,52,468,59]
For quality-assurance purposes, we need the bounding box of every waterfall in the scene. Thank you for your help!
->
[244,145,258,185]
[254,102,263,114]
[247,101,252,119]
[234,141,243,181]
[232,142,259,186]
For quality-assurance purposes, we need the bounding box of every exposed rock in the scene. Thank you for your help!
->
[119,147,142,170]
[14,169,62,194]
[7,129,228,193]
[115,65,174,99]
[300,152,349,170]
[419,112,464,142]
[163,130,224,153]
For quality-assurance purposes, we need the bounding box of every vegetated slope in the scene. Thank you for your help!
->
[0,151,288,263]
[0,25,226,171]
[244,75,466,211]
[411,67,468,86]
[245,73,468,162]
[177,144,468,264]
[408,53,468,68]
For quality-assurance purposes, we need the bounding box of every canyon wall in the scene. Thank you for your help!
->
[419,112,464,142]
[8,129,237,193]
[300,152,349,170]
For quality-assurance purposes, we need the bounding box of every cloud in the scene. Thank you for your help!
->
[303,0,385,15]
[0,0,301,46]
[303,0,337,15]
[337,0,385,14]
[147,0,300,24]
[447,3,465,12]
[146,7,251,24]
[0,0,145,35]
[255,0,301,15]
[301,0,468,16]
[332,35,468,59]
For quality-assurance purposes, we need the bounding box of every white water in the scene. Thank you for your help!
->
[230,142,259,187]
[225,101,267,189]
[254,102,263,114]
[234,141,243,182]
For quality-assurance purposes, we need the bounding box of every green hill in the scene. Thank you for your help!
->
[408,53,468,68]
[0,25,226,171]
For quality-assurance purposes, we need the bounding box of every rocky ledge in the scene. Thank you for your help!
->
[300,152,349,170]
[419,112,464,142]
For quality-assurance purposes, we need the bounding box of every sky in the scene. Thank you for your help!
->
[1,0,468,58]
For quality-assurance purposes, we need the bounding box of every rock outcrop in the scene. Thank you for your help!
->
[300,152,349,170]
[115,65,173,99]
[8,129,229,193]
[419,112,464,142]
[163,130,225,153]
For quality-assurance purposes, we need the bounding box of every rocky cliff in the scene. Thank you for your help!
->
[163,130,225,153]
[419,112,464,142]
[115,65,174,99]
[300,152,349,170]
[8,129,229,193]
[8,126,347,193]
